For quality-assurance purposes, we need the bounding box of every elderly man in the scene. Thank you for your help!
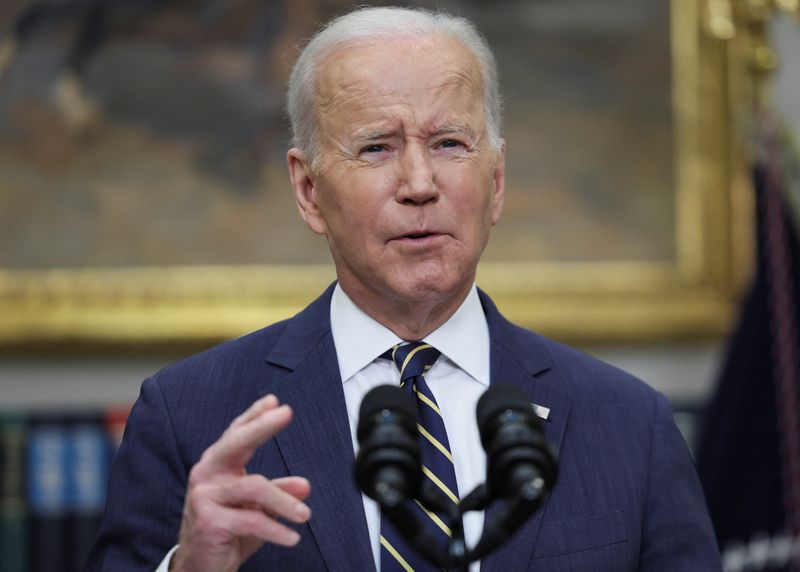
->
[86,6,721,572]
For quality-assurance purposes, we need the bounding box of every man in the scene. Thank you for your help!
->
[86,6,721,571]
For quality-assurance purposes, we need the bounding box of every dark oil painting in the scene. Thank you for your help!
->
[0,0,673,269]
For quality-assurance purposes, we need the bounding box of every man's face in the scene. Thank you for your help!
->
[289,35,505,310]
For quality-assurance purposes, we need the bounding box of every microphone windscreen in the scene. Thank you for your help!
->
[357,385,417,442]
[476,384,532,434]
[360,385,416,418]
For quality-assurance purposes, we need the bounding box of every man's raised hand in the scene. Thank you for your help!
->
[170,395,311,572]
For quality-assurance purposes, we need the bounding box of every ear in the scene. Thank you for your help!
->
[490,140,506,226]
[287,148,327,235]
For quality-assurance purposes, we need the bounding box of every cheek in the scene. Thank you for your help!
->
[450,175,496,222]
[320,189,387,249]
[316,182,358,226]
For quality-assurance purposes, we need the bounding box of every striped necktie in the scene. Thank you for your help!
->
[380,342,461,572]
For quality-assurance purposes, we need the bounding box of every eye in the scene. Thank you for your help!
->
[361,144,388,154]
[437,139,464,149]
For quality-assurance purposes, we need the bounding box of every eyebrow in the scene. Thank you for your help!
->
[351,128,396,142]
[431,124,477,139]
[352,123,475,141]
[349,123,478,143]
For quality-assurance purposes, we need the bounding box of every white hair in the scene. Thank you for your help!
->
[286,6,503,169]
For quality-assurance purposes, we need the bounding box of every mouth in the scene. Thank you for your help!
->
[390,230,447,246]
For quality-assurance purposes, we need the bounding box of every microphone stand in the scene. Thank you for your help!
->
[379,477,550,571]
[464,478,548,562]
[376,481,470,571]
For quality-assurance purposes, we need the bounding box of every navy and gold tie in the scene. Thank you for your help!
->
[380,342,461,572]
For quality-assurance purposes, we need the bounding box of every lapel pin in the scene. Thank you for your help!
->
[531,403,550,421]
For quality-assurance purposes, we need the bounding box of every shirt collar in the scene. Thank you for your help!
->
[330,283,490,386]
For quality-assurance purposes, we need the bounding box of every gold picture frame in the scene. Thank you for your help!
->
[0,0,757,347]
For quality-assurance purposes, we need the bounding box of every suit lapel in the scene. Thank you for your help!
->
[259,285,375,572]
[478,291,572,571]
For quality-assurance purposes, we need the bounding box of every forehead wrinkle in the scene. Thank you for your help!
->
[429,69,484,118]
[424,85,485,139]
[317,77,368,122]
[314,36,487,150]
[434,64,483,97]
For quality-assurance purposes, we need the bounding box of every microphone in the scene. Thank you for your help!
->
[354,385,421,506]
[354,385,450,568]
[477,384,557,498]
[469,384,558,560]
[353,383,558,568]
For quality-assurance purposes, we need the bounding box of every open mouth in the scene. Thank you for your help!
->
[389,229,447,244]
[391,231,445,246]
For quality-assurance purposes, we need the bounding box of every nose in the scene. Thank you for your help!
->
[396,143,438,205]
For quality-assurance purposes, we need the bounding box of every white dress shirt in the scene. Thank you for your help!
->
[156,284,489,572]
[332,284,488,571]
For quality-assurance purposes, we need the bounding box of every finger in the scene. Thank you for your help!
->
[211,474,311,524]
[217,505,302,547]
[197,405,293,477]
[272,476,311,502]
[229,394,279,429]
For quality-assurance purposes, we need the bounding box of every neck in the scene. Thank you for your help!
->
[338,279,473,341]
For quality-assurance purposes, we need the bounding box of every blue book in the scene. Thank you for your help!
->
[66,419,109,572]
[26,418,69,572]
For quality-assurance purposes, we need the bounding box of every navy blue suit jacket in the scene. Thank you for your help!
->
[87,285,721,570]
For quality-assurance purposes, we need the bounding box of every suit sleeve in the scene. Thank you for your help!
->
[639,393,721,570]
[85,376,188,571]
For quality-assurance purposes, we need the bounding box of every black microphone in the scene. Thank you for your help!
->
[354,385,421,506]
[354,385,450,568]
[477,384,557,498]
[469,384,558,560]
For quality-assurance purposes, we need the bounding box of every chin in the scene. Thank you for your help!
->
[389,270,467,305]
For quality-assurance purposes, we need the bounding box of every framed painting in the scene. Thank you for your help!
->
[0,0,755,346]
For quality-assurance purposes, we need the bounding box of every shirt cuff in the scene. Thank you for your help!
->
[155,545,180,572]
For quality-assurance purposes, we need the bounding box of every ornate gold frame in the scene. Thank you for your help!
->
[0,0,762,347]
